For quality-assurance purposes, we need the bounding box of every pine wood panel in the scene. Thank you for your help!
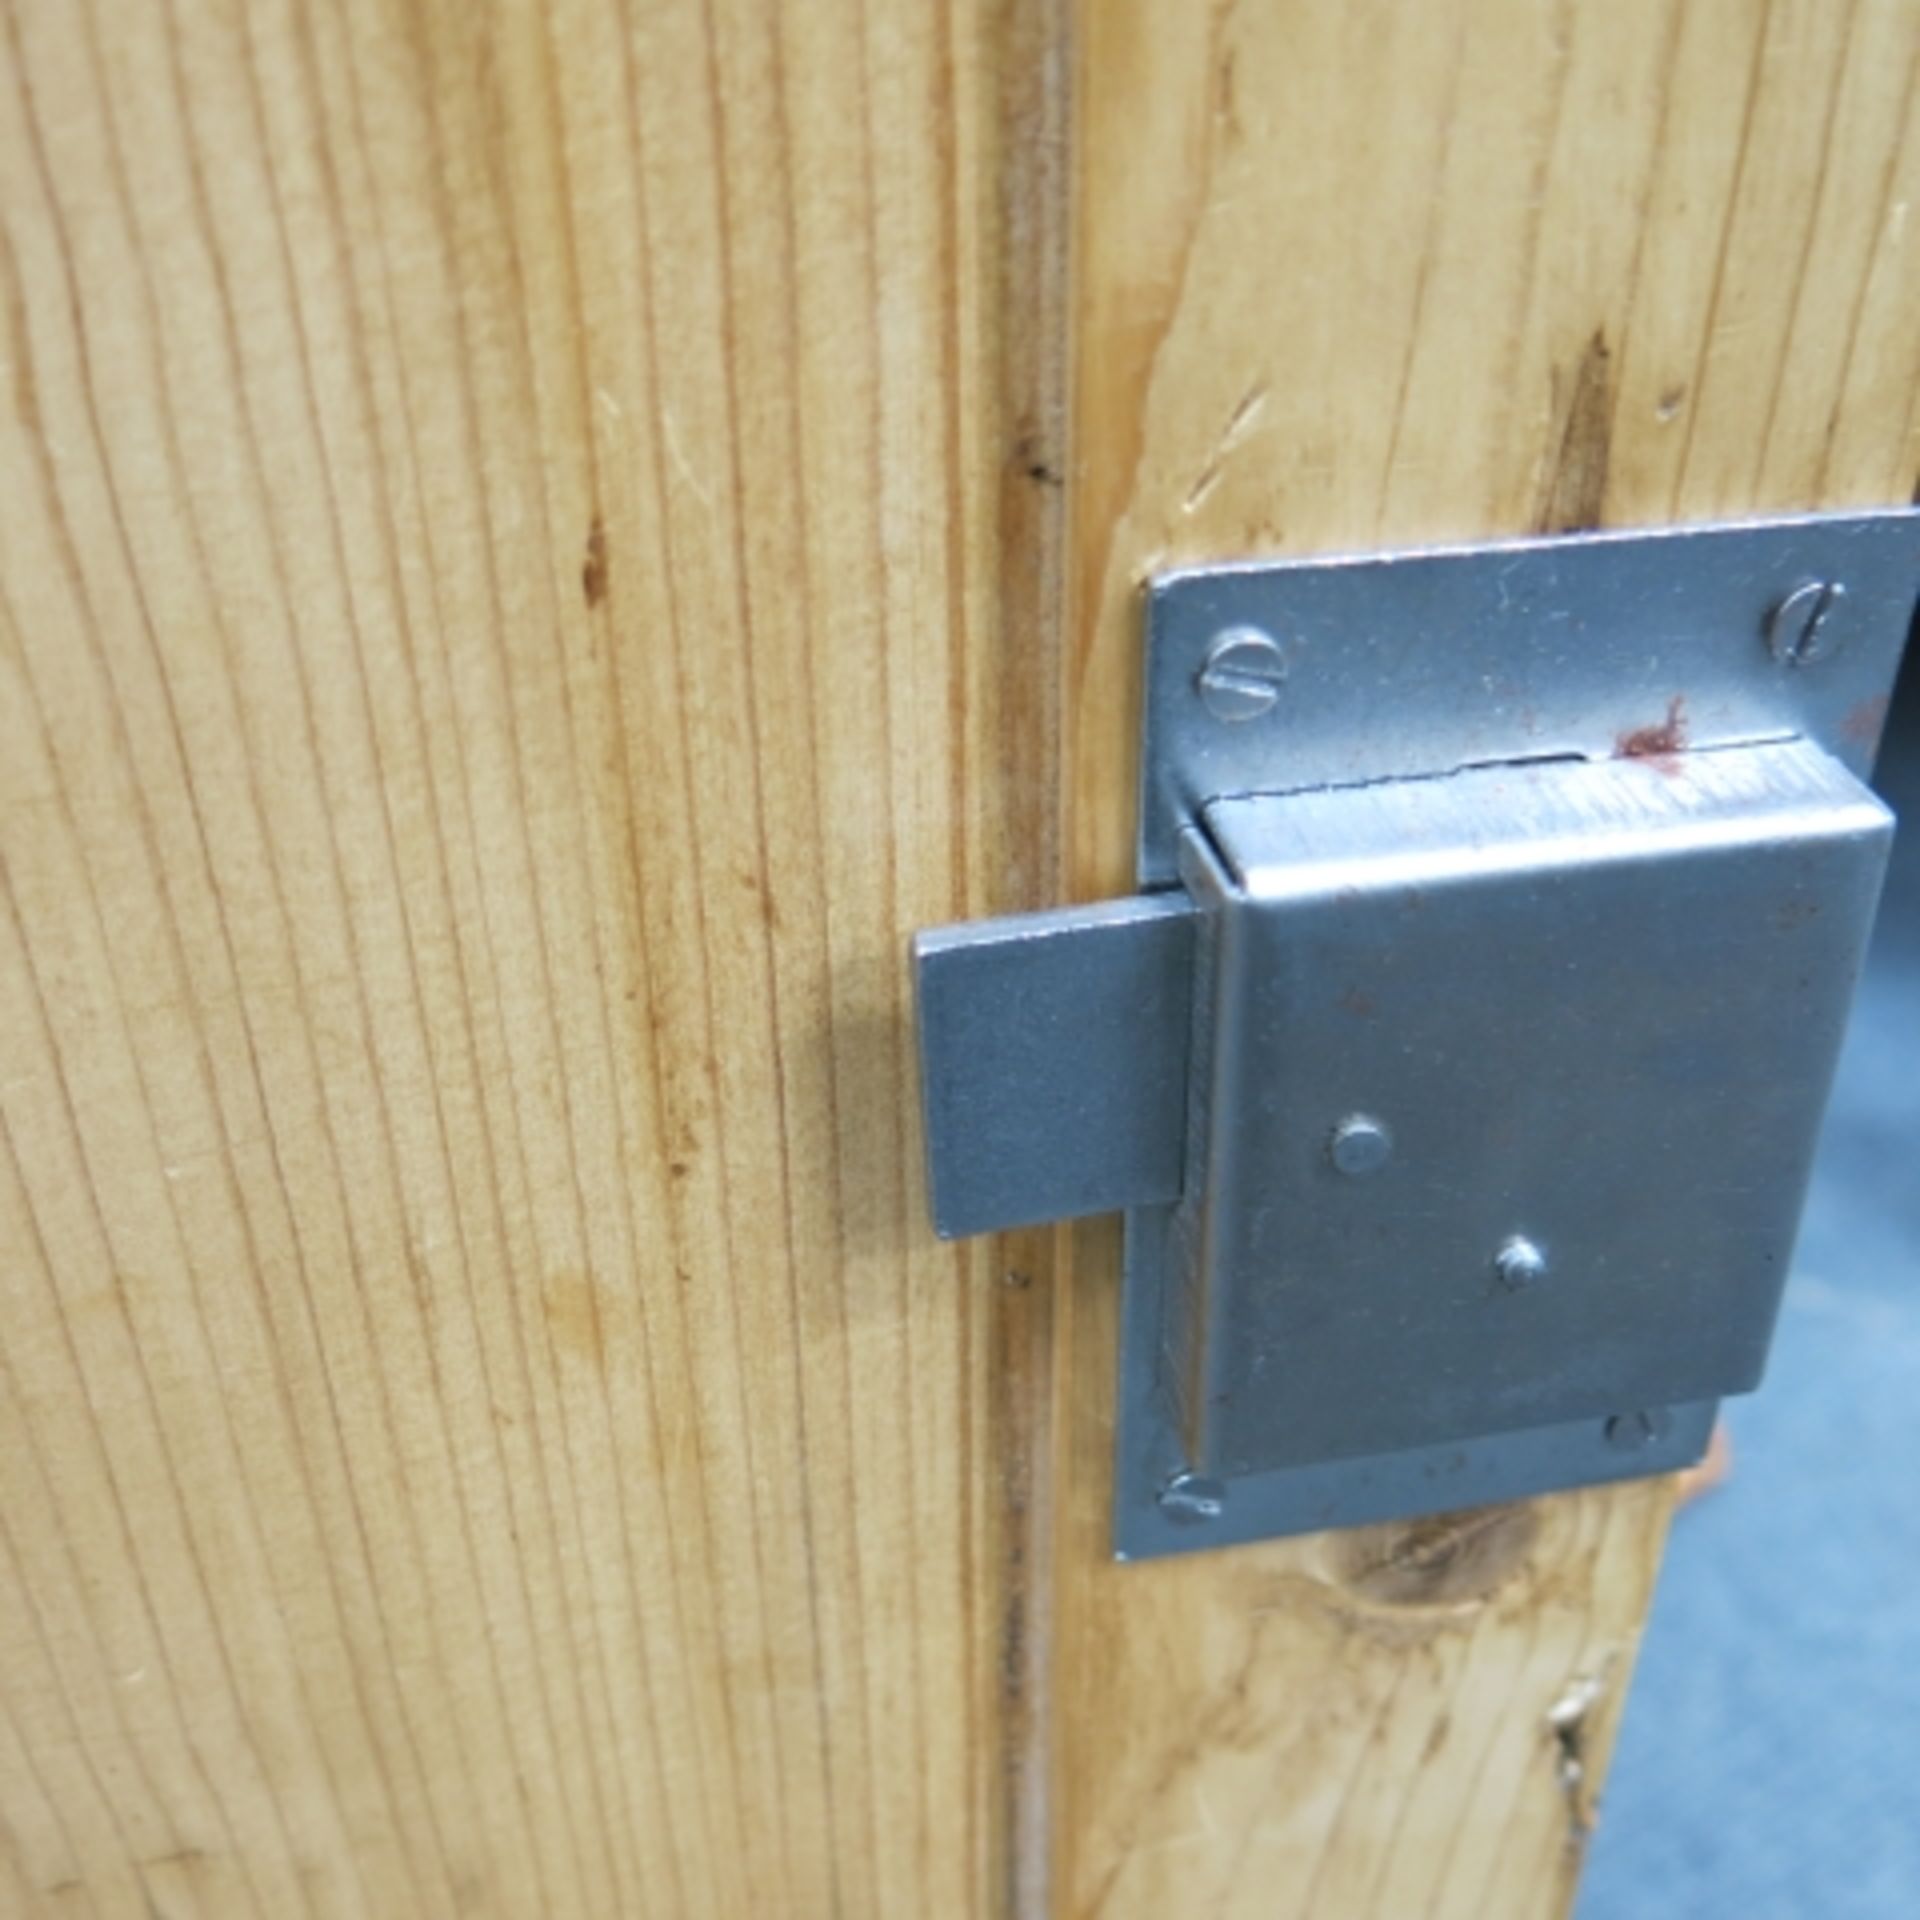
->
[1056,2,1919,1916]
[0,0,1068,1913]
[4,1,1916,1916]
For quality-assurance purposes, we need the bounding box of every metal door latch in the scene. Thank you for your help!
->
[913,511,1918,1559]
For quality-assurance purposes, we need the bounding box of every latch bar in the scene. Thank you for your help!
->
[915,892,1196,1238]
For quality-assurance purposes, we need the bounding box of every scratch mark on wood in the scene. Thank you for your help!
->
[1183,382,1270,513]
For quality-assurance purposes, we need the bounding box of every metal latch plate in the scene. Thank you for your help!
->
[910,511,1919,1560]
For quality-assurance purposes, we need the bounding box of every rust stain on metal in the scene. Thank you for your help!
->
[1614,695,1689,772]
[1840,693,1891,749]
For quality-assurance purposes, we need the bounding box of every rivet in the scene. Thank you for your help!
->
[1766,579,1847,667]
[1329,1114,1393,1177]
[1158,1471,1227,1524]
[1604,1408,1674,1453]
[1196,627,1289,721]
[1494,1234,1547,1290]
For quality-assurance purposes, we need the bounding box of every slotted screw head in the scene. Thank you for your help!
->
[1604,1408,1674,1453]
[1766,579,1847,667]
[1158,1472,1227,1524]
[1196,627,1289,721]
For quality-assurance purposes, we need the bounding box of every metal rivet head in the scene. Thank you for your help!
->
[1494,1234,1547,1290]
[1604,1408,1674,1453]
[1766,579,1847,667]
[1196,627,1289,721]
[1329,1114,1393,1176]
[1158,1472,1227,1524]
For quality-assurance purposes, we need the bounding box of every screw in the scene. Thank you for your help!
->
[1158,1471,1227,1524]
[1196,627,1289,721]
[1330,1114,1393,1177]
[1766,579,1847,667]
[1494,1234,1547,1291]
[1604,1408,1674,1453]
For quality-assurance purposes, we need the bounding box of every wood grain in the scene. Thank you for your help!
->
[0,0,1067,1913]
[1055,2,1919,1916]
[4,0,1916,1914]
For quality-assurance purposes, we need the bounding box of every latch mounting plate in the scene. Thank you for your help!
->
[1139,511,1915,883]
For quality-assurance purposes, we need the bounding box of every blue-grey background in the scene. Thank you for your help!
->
[1580,628,1920,1919]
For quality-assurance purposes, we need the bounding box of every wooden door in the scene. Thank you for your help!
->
[0,2,1910,1915]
